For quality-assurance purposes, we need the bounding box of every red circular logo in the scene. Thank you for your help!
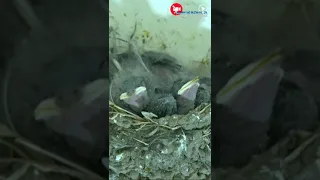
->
[170,3,183,16]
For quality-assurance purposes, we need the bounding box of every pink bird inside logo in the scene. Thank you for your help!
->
[172,5,181,14]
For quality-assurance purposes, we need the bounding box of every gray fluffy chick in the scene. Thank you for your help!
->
[212,103,269,167]
[172,77,211,114]
[195,77,211,107]
[144,93,177,118]
[269,78,319,142]
[110,68,178,117]
[110,51,194,117]
[34,79,109,159]
[145,52,213,114]
[111,70,156,112]
[174,78,200,114]
[110,51,185,88]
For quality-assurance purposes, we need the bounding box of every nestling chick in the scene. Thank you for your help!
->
[110,69,162,114]
[110,51,184,88]
[111,50,212,117]
[111,60,180,116]
[120,86,149,112]
[144,93,177,118]
[34,79,109,158]
[212,103,269,168]
[196,77,212,107]
[269,78,319,142]
[212,49,284,167]
[216,49,284,122]
[173,77,200,114]
[172,76,212,114]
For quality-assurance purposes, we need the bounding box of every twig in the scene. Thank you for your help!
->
[109,101,143,120]
[0,123,18,137]
[109,33,123,73]
[135,123,147,131]
[0,158,99,180]
[121,132,149,146]
[14,138,104,180]
[159,125,181,131]
[109,111,138,120]
[7,164,30,180]
[109,80,114,103]
[300,3,312,28]
[13,0,42,29]
[2,63,18,134]
[116,38,150,73]
[0,139,29,159]
[110,113,119,120]
[284,133,319,164]
[112,58,123,71]
[129,21,137,41]
[207,145,211,151]
[109,26,124,73]
[199,104,211,114]
[202,132,211,139]
[133,138,149,146]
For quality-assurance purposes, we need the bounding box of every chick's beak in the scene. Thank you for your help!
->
[34,98,61,121]
[177,77,200,101]
[120,86,149,111]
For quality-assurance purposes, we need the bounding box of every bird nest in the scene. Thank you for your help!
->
[109,102,211,180]
[213,129,320,180]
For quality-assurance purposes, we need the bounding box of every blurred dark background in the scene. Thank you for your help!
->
[0,0,108,177]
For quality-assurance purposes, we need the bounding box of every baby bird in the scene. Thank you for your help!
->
[119,86,149,113]
[144,93,177,118]
[174,77,200,114]
[195,77,211,107]
[110,51,183,88]
[111,71,153,111]
[172,76,212,114]
[110,51,194,116]
[212,103,269,167]
[110,50,212,117]
[34,79,109,158]
[110,68,178,117]
[269,77,319,143]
